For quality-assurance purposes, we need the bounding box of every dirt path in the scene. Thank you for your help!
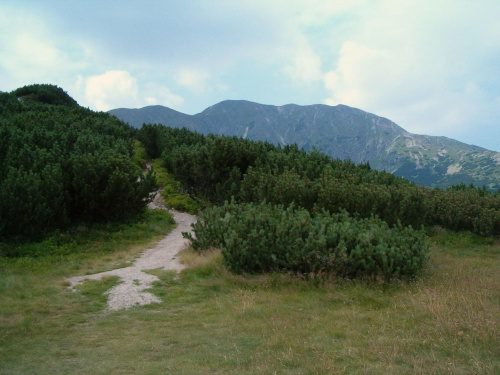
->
[66,194,197,311]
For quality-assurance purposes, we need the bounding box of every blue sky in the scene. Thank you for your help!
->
[1,0,499,151]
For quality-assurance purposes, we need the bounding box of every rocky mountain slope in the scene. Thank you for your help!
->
[109,100,500,190]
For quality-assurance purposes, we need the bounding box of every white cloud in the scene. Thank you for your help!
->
[284,45,323,84]
[0,7,87,90]
[85,71,139,111]
[176,68,211,93]
[83,70,183,111]
[143,83,184,108]
[324,41,388,106]
[316,0,500,142]
[9,33,60,70]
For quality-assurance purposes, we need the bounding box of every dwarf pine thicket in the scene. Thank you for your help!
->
[1,85,497,374]
[139,124,500,236]
[1,84,498,280]
[139,124,499,279]
[0,85,157,242]
[185,201,428,280]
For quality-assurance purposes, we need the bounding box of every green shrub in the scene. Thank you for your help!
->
[425,189,500,236]
[0,86,154,240]
[151,159,204,214]
[12,84,78,107]
[140,124,500,237]
[132,139,150,169]
[238,167,318,211]
[184,201,428,280]
[238,167,428,229]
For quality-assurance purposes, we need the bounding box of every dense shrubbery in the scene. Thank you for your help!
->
[238,166,429,228]
[0,85,156,240]
[140,125,275,203]
[12,84,78,107]
[185,201,428,280]
[12,84,498,283]
[140,125,500,236]
[425,187,500,236]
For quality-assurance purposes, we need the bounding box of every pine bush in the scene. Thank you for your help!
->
[184,201,428,280]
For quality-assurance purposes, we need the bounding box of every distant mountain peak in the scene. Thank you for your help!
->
[109,100,500,190]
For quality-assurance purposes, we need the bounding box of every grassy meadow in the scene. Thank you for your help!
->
[0,219,498,374]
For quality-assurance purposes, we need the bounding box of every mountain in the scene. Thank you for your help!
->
[109,100,500,190]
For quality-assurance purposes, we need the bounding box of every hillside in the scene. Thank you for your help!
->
[0,84,156,240]
[2,87,498,374]
[110,101,500,190]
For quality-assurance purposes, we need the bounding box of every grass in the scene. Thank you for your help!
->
[132,139,204,214]
[0,209,175,267]
[0,209,175,366]
[132,139,150,170]
[0,227,498,374]
[151,158,206,214]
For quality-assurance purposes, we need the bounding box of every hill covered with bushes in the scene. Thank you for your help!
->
[139,124,500,237]
[0,84,156,240]
[2,83,497,280]
[139,124,499,279]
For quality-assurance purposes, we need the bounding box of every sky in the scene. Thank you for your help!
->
[1,0,499,151]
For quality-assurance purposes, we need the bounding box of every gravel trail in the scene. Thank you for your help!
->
[66,195,197,311]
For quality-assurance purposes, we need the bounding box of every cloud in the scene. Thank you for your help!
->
[0,6,87,90]
[1,0,498,149]
[84,71,183,111]
[317,0,500,142]
[143,83,184,108]
[176,68,211,93]
[84,71,139,111]
[284,46,323,85]
[323,41,388,106]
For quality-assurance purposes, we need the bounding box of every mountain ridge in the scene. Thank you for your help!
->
[109,101,499,190]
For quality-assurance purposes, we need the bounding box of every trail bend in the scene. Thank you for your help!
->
[66,195,196,311]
